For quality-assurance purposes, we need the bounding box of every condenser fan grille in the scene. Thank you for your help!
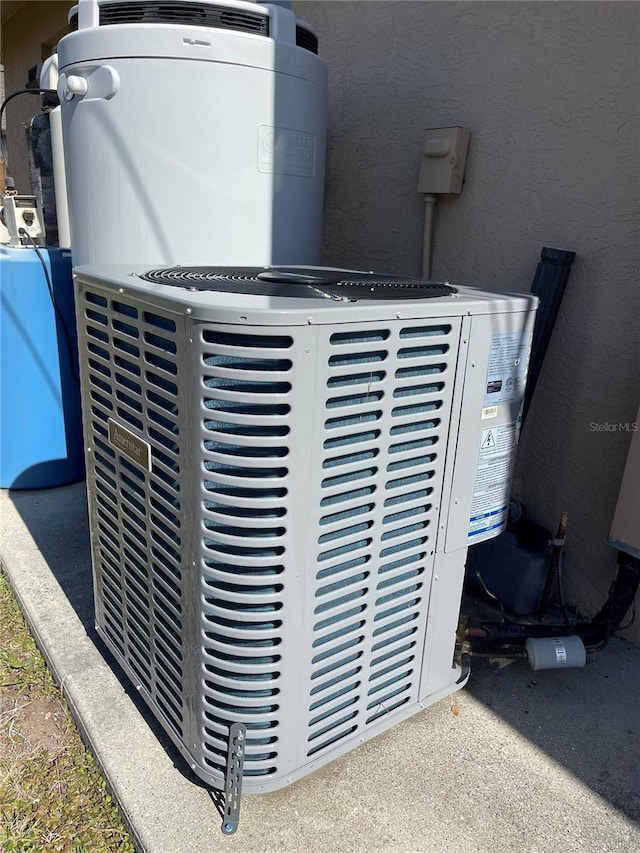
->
[140,267,457,300]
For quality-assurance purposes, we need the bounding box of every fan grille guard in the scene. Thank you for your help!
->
[139,267,457,301]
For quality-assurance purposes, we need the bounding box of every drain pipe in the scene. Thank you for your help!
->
[520,247,575,431]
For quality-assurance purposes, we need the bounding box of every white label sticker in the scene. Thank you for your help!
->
[468,422,518,543]
[481,406,498,420]
[554,639,567,663]
[484,333,531,406]
[258,126,316,177]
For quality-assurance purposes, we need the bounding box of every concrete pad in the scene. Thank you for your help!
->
[1,483,638,853]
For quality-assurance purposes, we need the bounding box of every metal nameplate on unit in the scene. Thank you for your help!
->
[108,419,152,472]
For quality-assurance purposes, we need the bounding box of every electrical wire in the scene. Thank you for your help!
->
[556,551,572,628]
[18,228,80,387]
[474,565,507,624]
[0,88,57,174]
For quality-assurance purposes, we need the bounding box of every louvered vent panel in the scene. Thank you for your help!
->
[368,323,450,722]
[199,329,292,779]
[307,323,453,750]
[81,290,186,738]
[307,329,386,756]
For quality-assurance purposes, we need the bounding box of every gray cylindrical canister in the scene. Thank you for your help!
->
[525,635,587,671]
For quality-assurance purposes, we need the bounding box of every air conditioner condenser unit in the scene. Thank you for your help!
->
[74,265,536,826]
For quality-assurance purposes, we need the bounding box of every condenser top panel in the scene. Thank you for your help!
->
[74,265,537,326]
[139,267,458,300]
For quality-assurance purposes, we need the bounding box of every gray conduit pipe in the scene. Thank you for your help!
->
[421,193,437,278]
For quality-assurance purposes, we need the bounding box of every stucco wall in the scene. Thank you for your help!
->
[294,0,640,640]
[2,2,72,193]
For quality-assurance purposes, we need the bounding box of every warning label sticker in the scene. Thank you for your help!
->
[468,422,518,543]
[480,427,496,450]
[484,333,531,407]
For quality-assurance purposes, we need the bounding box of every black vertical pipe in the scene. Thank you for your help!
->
[521,247,576,431]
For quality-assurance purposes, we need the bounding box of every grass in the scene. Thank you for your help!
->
[0,570,135,853]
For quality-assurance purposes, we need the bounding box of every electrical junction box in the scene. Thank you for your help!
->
[418,126,470,195]
[0,196,45,246]
[73,264,536,796]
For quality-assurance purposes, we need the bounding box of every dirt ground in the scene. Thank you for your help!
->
[0,571,134,852]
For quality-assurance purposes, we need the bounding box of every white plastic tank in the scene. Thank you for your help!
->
[56,0,326,266]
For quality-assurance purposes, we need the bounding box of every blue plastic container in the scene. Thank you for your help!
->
[0,246,85,488]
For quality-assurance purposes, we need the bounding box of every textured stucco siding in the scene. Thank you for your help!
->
[2,2,72,194]
[294,0,640,641]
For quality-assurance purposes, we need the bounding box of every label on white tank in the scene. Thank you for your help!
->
[258,126,316,177]
[554,639,567,663]
[484,332,531,406]
[468,422,518,543]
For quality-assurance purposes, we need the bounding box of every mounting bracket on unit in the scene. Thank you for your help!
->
[221,722,247,835]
